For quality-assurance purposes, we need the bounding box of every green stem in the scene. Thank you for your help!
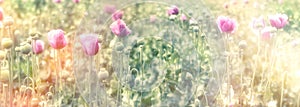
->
[250,31,262,104]
[17,52,21,88]
[55,50,60,107]
[9,49,13,107]
[116,52,121,106]
[225,33,231,106]
[88,56,93,106]
[280,72,285,107]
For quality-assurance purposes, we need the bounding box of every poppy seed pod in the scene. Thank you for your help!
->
[98,70,109,81]
[115,42,124,52]
[1,38,13,49]
[0,69,9,82]
[238,40,247,49]
[21,43,32,54]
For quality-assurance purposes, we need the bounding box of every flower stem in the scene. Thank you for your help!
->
[280,72,285,107]
[88,56,93,106]
[8,49,13,107]
[55,50,61,107]
[224,33,231,106]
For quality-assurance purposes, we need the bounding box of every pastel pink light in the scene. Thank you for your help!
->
[150,15,156,22]
[47,29,67,49]
[110,19,131,37]
[33,40,45,54]
[180,14,187,21]
[73,0,79,3]
[269,14,288,29]
[217,16,237,33]
[53,0,61,3]
[112,11,123,21]
[80,34,100,56]
[104,5,117,14]
[261,27,272,40]
[251,16,265,30]
[0,7,4,21]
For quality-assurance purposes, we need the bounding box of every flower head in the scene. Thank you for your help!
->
[104,5,116,14]
[261,27,275,40]
[217,16,237,33]
[180,14,187,21]
[21,43,31,54]
[269,14,288,29]
[79,34,100,56]
[0,7,3,21]
[150,15,156,23]
[1,38,13,49]
[110,19,131,37]
[244,0,249,4]
[73,0,79,3]
[251,16,265,30]
[112,11,123,21]
[47,29,67,49]
[53,0,61,3]
[167,5,179,16]
[223,3,229,9]
[33,40,45,54]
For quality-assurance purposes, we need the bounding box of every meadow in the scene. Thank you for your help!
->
[0,0,299,107]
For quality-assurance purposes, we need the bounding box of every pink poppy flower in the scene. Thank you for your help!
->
[110,19,131,37]
[180,14,187,21]
[216,16,237,33]
[73,0,79,3]
[261,27,273,40]
[80,34,100,56]
[167,5,179,16]
[53,0,61,3]
[104,5,117,14]
[112,11,123,21]
[251,16,265,30]
[269,14,288,29]
[0,7,3,21]
[150,15,156,23]
[47,29,67,49]
[33,40,45,54]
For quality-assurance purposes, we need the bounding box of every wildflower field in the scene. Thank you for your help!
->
[0,0,299,106]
